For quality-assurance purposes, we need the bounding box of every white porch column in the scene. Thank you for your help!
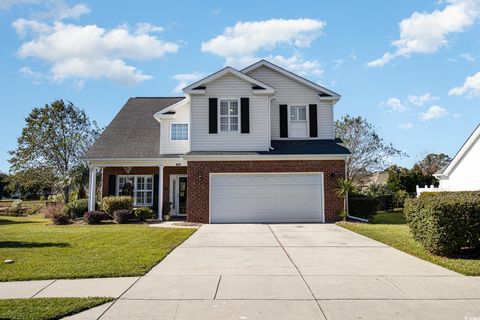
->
[158,165,164,220]
[88,165,97,212]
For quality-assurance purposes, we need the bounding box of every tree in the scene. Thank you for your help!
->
[0,172,10,199]
[9,100,100,200]
[335,178,355,219]
[335,115,405,185]
[413,153,451,176]
[6,166,57,199]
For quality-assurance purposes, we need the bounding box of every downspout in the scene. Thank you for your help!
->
[268,95,276,150]
[343,154,368,223]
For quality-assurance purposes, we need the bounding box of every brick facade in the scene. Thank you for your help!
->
[186,160,346,224]
[102,166,187,209]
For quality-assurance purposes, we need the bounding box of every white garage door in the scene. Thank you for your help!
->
[210,173,324,223]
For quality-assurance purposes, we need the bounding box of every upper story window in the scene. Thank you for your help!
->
[171,123,189,140]
[219,99,239,132]
[290,106,307,122]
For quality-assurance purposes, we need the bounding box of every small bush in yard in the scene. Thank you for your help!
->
[113,209,130,224]
[405,191,480,256]
[134,207,155,221]
[101,196,133,217]
[52,212,70,225]
[83,211,105,224]
[64,199,88,218]
[348,194,379,219]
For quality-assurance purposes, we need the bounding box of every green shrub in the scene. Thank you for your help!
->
[101,196,133,217]
[348,193,379,219]
[64,199,88,218]
[10,200,23,214]
[405,191,480,255]
[134,207,155,221]
[48,194,64,202]
[113,209,130,224]
[83,211,105,224]
[52,212,70,225]
[394,190,409,208]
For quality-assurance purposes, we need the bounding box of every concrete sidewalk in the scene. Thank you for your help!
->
[2,224,480,319]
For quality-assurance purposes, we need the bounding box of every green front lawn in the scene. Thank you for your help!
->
[0,215,195,281]
[0,297,113,320]
[338,210,480,276]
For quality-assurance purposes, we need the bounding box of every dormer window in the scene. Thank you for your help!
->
[171,123,189,140]
[219,99,239,132]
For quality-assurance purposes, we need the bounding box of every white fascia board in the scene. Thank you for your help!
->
[182,154,349,161]
[153,97,190,123]
[183,66,275,95]
[86,158,187,167]
[242,59,341,99]
[442,124,480,176]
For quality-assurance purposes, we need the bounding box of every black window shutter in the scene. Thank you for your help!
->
[309,104,318,138]
[153,174,159,212]
[279,104,288,138]
[240,98,250,133]
[108,175,116,196]
[209,98,218,134]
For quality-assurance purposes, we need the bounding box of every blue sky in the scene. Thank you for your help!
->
[1,0,479,172]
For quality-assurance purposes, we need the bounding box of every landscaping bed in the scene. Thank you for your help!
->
[0,215,196,281]
[0,297,112,320]
[338,210,480,276]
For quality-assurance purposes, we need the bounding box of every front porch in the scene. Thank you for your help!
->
[87,158,188,220]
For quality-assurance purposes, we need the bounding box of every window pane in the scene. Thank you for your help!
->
[230,117,238,131]
[229,101,238,115]
[171,124,188,140]
[220,102,228,115]
[137,177,145,190]
[146,177,152,190]
[298,107,307,121]
[220,117,228,131]
[290,107,297,120]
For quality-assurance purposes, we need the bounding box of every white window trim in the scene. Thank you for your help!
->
[117,175,154,207]
[287,105,309,139]
[218,98,241,133]
[169,122,189,141]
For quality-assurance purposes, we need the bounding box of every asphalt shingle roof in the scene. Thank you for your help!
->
[84,97,184,159]
[186,139,350,156]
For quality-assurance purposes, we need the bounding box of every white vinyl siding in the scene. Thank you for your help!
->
[246,65,334,140]
[210,173,324,223]
[160,102,191,154]
[190,74,269,151]
[438,134,480,191]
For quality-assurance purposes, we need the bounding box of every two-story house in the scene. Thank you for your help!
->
[85,60,350,223]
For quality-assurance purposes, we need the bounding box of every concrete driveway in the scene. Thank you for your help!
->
[93,224,480,320]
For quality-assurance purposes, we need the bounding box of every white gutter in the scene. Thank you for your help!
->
[268,95,276,150]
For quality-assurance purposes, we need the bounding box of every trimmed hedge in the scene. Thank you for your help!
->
[83,211,105,224]
[64,199,88,218]
[348,194,379,219]
[101,196,133,217]
[134,207,155,221]
[113,209,130,224]
[405,191,480,255]
[52,212,70,225]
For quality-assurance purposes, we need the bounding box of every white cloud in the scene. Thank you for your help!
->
[460,52,475,61]
[398,122,413,130]
[419,105,447,120]
[382,97,408,112]
[201,18,326,76]
[34,1,90,20]
[333,59,343,68]
[449,71,480,96]
[172,71,206,93]
[18,66,45,84]
[14,20,180,85]
[408,93,439,106]
[367,0,480,67]
[0,0,38,10]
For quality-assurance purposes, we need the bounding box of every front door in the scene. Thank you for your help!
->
[170,175,187,216]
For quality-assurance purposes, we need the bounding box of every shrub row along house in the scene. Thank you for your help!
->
[85,60,350,223]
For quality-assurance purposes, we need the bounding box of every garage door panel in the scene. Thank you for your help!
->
[210,173,324,223]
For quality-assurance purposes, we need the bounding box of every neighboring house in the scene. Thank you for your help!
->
[433,124,480,192]
[85,60,350,223]
[364,171,389,187]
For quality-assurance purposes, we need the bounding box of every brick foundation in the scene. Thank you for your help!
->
[186,160,345,224]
